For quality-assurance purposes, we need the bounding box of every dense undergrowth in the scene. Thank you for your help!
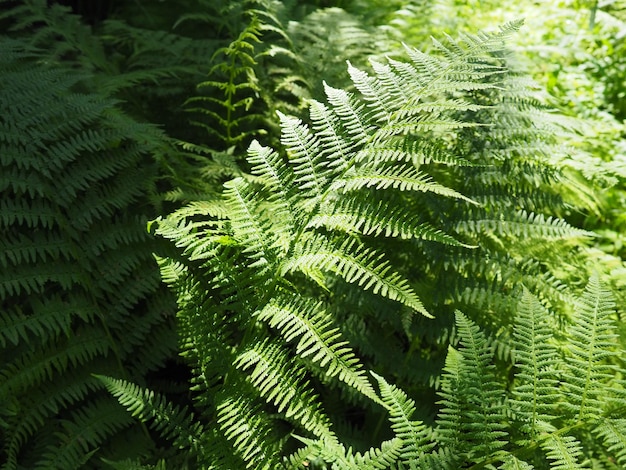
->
[1,0,624,468]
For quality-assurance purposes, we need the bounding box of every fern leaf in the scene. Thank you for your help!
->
[0,295,74,347]
[281,235,430,317]
[371,372,432,461]
[541,434,587,469]
[278,111,328,199]
[435,312,507,462]
[308,99,351,172]
[96,376,204,453]
[34,398,134,470]
[308,196,470,245]
[510,288,560,438]
[458,209,593,240]
[292,434,403,470]
[593,418,626,466]
[247,139,296,202]
[323,82,374,144]
[223,177,282,269]
[352,438,404,469]
[331,165,478,204]
[434,345,467,462]
[562,275,620,420]
[215,392,279,469]
[255,295,380,404]
[0,330,110,399]
[347,60,394,124]
[233,338,333,438]
[499,452,535,469]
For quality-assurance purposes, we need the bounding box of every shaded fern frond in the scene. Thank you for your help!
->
[96,376,204,454]
[0,33,176,468]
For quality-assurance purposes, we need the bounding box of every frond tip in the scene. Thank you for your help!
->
[94,375,204,452]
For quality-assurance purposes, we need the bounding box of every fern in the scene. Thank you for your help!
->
[434,311,508,465]
[7,2,606,468]
[561,275,622,421]
[381,278,623,469]
[0,37,177,468]
[508,277,624,468]
[96,21,620,468]
[509,288,560,439]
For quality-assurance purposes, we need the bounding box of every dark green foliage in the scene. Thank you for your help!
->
[0,39,176,468]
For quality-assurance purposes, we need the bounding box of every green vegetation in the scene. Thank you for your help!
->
[1,0,624,468]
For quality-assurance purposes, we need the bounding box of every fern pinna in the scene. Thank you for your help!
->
[0,39,177,468]
[99,22,623,468]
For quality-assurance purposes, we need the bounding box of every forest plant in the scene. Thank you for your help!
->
[97,22,624,468]
[0,37,177,468]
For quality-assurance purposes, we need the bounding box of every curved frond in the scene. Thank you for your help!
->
[255,295,380,403]
[371,372,432,461]
[281,236,430,317]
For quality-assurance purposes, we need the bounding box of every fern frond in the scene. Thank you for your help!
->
[281,235,430,317]
[223,177,282,268]
[433,345,467,461]
[459,209,593,240]
[308,99,352,172]
[332,165,478,204]
[499,452,535,469]
[323,82,374,144]
[35,398,134,470]
[541,434,587,469]
[247,139,296,202]
[278,111,328,199]
[0,294,74,347]
[308,196,470,246]
[255,295,379,404]
[435,312,507,462]
[371,372,432,461]
[357,134,475,167]
[0,330,110,399]
[593,418,626,466]
[234,338,333,438]
[214,391,280,469]
[293,434,404,470]
[510,288,560,438]
[561,275,620,420]
[96,376,204,453]
[351,438,404,469]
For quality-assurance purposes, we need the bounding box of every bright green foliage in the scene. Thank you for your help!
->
[97,22,624,468]
[509,289,560,439]
[103,275,625,468]
[435,311,508,463]
[389,278,623,468]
